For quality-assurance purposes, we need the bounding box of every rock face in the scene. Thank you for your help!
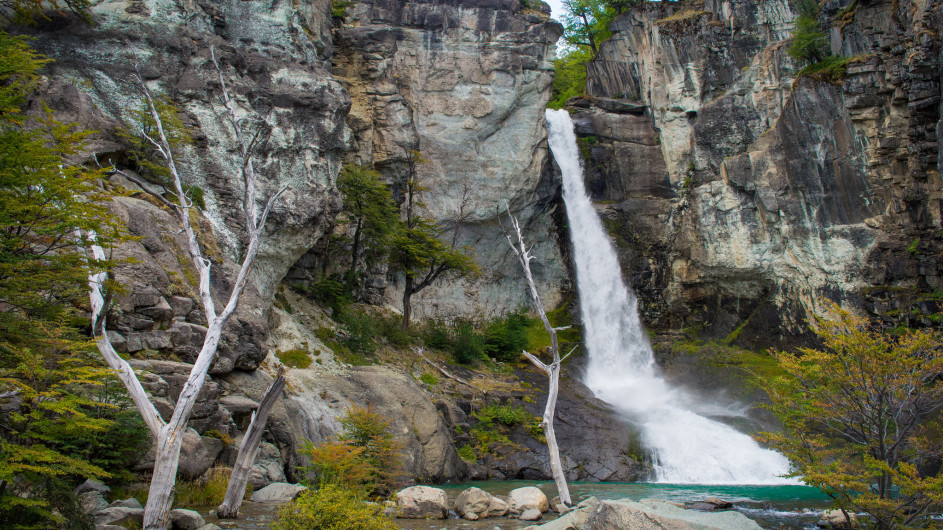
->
[326,0,568,317]
[19,0,573,486]
[581,0,942,345]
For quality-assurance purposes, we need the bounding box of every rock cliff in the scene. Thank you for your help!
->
[19,0,591,486]
[580,0,942,346]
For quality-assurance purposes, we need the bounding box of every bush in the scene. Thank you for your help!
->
[337,308,378,355]
[547,48,592,109]
[484,311,530,361]
[174,467,252,508]
[273,484,397,530]
[451,322,485,365]
[276,349,312,369]
[301,406,403,499]
[421,320,452,351]
[419,373,438,386]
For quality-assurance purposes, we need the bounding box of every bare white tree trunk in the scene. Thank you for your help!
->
[217,367,287,519]
[502,206,573,506]
[89,47,289,530]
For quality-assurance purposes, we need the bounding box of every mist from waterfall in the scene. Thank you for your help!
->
[545,108,795,484]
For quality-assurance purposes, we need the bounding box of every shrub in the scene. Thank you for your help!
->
[277,348,313,369]
[457,445,476,461]
[451,322,485,365]
[273,484,397,530]
[787,0,828,67]
[421,320,452,351]
[474,403,532,427]
[301,406,403,499]
[419,373,438,386]
[484,311,530,361]
[305,276,352,315]
[337,308,378,355]
[174,467,251,508]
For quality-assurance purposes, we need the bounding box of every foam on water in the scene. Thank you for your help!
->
[545,108,795,484]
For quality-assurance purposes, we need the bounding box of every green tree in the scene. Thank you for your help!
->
[301,405,403,499]
[0,32,142,528]
[389,156,479,330]
[560,0,636,56]
[760,306,943,530]
[787,0,828,67]
[548,47,593,109]
[336,165,398,283]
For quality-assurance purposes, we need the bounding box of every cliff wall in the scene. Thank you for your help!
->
[580,0,942,346]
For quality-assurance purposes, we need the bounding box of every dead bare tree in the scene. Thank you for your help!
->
[501,205,573,507]
[89,46,288,530]
[217,366,287,518]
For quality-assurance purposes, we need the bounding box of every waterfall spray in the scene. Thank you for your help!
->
[545,108,794,484]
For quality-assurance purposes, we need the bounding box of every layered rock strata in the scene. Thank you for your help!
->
[581,0,942,345]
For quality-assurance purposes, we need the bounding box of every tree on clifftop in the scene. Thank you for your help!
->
[760,306,943,530]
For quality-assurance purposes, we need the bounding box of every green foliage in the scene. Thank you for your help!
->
[0,0,92,24]
[469,403,543,452]
[420,321,452,351]
[483,311,530,362]
[760,305,943,529]
[301,406,403,499]
[908,237,921,255]
[337,308,378,356]
[337,165,399,281]
[797,55,851,83]
[560,0,616,54]
[787,0,828,67]
[277,349,313,369]
[291,276,352,316]
[456,444,476,461]
[451,322,485,365]
[273,483,397,530]
[174,467,251,508]
[418,372,438,386]
[548,48,592,109]
[0,34,139,528]
[330,0,352,19]
[0,322,147,527]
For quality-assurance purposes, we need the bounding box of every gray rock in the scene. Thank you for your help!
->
[583,499,762,530]
[250,482,307,503]
[75,478,110,496]
[195,525,223,530]
[78,490,108,515]
[509,487,550,514]
[219,394,259,414]
[453,487,507,519]
[170,508,205,530]
[521,508,543,521]
[94,506,144,527]
[817,509,857,529]
[247,442,286,488]
[395,486,448,519]
[108,498,143,509]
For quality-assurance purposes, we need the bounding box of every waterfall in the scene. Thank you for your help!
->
[545,109,794,484]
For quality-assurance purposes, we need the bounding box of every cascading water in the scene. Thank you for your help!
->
[545,109,794,484]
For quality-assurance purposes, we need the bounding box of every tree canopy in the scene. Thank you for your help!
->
[0,32,145,528]
[760,306,943,529]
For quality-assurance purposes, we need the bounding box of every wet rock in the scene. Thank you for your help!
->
[520,508,543,521]
[583,499,762,530]
[395,486,448,519]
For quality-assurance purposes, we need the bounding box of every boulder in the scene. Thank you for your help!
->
[108,498,144,509]
[77,490,108,514]
[74,478,110,496]
[177,428,214,480]
[687,497,733,511]
[521,508,543,521]
[170,508,205,530]
[583,499,763,530]
[395,486,448,519]
[509,486,550,514]
[94,506,144,527]
[454,487,509,519]
[250,482,307,503]
[247,441,287,488]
